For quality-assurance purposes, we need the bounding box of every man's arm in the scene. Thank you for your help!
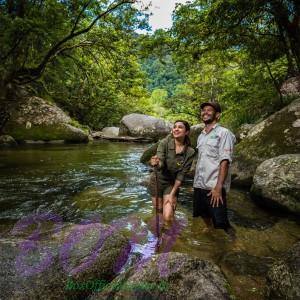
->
[208,129,235,207]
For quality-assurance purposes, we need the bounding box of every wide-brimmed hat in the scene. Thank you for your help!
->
[200,101,222,113]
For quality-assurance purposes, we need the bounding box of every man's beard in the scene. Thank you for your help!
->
[202,117,215,124]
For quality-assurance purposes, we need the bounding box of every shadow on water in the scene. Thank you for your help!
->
[0,142,300,300]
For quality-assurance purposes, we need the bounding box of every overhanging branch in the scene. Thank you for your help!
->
[8,0,135,85]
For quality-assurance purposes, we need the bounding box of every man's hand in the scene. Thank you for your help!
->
[150,155,160,167]
[208,186,223,208]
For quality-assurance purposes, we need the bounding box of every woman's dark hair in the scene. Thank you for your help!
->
[174,120,191,146]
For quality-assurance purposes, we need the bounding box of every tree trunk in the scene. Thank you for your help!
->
[264,61,283,105]
[276,22,297,77]
[271,0,300,74]
[0,81,28,133]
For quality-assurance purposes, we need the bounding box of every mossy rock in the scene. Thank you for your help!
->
[232,98,300,187]
[266,241,300,299]
[3,96,89,143]
[251,154,300,215]
[90,252,232,300]
[0,223,129,300]
[0,134,17,147]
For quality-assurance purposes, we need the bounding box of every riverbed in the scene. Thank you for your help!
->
[0,142,299,300]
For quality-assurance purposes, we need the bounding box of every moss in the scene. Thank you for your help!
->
[69,118,81,129]
[224,283,237,300]
[4,123,87,142]
[70,118,90,134]
[236,99,300,162]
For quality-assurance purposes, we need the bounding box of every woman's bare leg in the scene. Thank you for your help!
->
[163,194,176,222]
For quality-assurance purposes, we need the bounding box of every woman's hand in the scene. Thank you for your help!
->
[150,155,160,167]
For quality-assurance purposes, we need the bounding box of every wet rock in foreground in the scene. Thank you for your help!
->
[90,252,232,300]
[0,223,129,300]
[221,252,275,276]
[266,241,300,300]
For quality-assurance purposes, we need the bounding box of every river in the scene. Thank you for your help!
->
[0,142,299,299]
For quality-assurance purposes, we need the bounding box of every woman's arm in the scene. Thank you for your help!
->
[170,180,182,197]
[149,137,168,169]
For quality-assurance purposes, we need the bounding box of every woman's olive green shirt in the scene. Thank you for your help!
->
[156,134,195,183]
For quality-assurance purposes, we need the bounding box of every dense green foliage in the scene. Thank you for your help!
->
[168,0,300,129]
[138,0,300,129]
[141,55,182,96]
[0,0,150,129]
[37,29,148,129]
[1,0,299,132]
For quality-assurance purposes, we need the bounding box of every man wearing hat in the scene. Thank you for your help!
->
[193,101,236,236]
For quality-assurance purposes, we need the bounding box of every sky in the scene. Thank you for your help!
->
[138,0,189,31]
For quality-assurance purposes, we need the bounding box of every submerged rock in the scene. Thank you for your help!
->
[266,241,300,299]
[232,98,300,187]
[0,134,17,147]
[251,154,300,215]
[119,113,172,141]
[0,223,129,300]
[90,252,232,300]
[3,96,89,143]
[221,252,274,276]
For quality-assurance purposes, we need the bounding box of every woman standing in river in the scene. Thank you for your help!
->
[149,120,195,222]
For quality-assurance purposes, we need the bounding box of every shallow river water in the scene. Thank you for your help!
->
[0,142,299,300]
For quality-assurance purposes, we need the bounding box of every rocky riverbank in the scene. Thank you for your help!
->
[2,96,89,144]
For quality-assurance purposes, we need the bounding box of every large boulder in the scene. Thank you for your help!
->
[0,222,129,300]
[266,241,300,300]
[280,76,300,97]
[3,96,89,143]
[119,113,172,141]
[251,154,300,214]
[102,127,119,137]
[235,123,255,142]
[90,252,232,300]
[232,98,300,187]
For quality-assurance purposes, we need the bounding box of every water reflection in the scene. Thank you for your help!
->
[0,142,300,300]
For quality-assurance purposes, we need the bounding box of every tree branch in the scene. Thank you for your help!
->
[71,0,94,34]
[8,0,135,84]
